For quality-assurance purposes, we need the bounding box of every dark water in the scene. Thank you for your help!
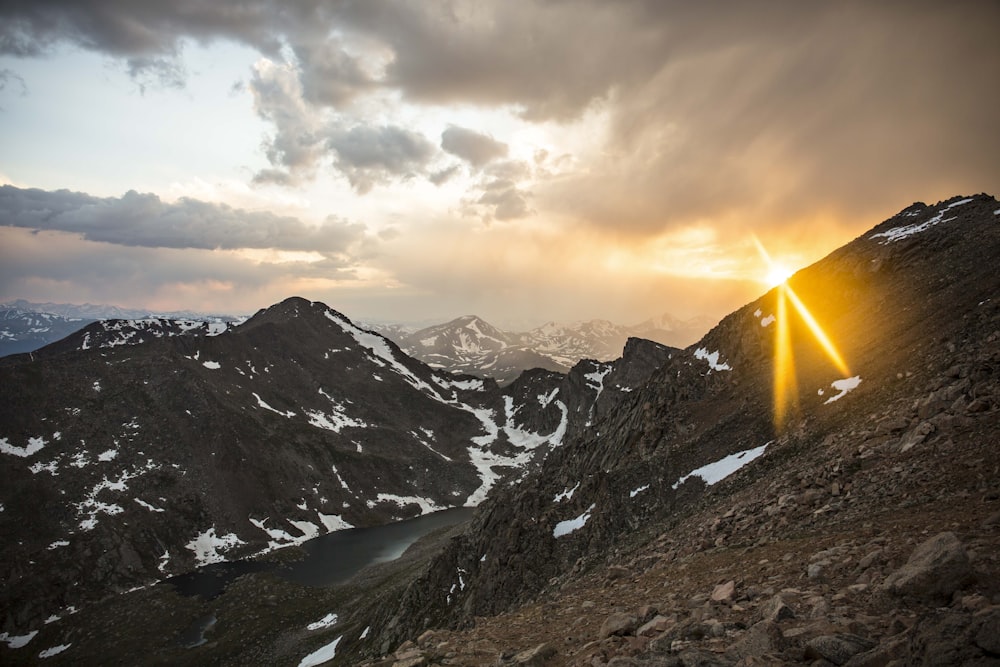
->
[165,507,473,599]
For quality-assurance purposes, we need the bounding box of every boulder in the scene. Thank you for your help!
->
[880,532,973,601]
[804,634,877,665]
[509,642,557,666]
[600,612,639,639]
[710,580,736,603]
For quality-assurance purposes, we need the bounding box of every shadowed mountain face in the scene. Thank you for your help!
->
[0,298,672,633]
[347,194,1000,659]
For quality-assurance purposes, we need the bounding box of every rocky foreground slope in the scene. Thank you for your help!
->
[331,194,1000,665]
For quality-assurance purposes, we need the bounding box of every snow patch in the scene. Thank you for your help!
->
[135,498,165,512]
[760,314,776,328]
[1,631,38,648]
[553,504,595,538]
[48,540,70,550]
[553,483,579,503]
[253,392,296,418]
[38,644,71,658]
[297,636,342,667]
[824,375,862,404]
[366,493,445,516]
[97,448,118,462]
[871,198,974,244]
[185,526,245,566]
[0,436,47,458]
[307,613,339,631]
[316,511,353,532]
[672,443,769,489]
[201,360,221,370]
[694,347,731,372]
[629,484,650,498]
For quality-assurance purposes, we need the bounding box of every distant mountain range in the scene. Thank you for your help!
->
[0,300,243,358]
[2,300,712,384]
[368,312,714,384]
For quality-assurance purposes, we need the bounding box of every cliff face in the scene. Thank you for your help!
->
[350,195,1000,661]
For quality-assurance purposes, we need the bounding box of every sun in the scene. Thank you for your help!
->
[766,264,794,288]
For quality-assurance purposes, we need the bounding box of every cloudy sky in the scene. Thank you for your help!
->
[1,1,997,327]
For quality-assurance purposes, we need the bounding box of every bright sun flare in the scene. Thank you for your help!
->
[753,235,851,432]
[766,264,794,287]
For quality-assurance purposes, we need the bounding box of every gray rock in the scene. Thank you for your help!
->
[600,612,639,639]
[710,580,736,603]
[726,620,784,660]
[510,642,557,666]
[761,594,795,623]
[974,609,1000,655]
[804,634,877,665]
[880,532,974,601]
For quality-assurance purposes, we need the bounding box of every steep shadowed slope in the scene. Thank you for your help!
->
[341,195,1000,662]
[0,298,670,640]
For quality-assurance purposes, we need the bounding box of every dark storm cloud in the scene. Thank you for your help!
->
[2,0,998,235]
[0,185,366,255]
[441,126,508,167]
[327,124,436,194]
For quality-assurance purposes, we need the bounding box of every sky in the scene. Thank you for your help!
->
[0,1,998,328]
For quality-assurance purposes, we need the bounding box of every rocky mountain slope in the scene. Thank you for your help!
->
[387,313,711,385]
[0,298,671,646]
[322,194,999,665]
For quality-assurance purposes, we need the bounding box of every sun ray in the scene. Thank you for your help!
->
[773,284,798,430]
[783,285,851,377]
[754,235,851,431]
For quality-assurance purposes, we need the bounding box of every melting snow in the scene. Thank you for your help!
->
[553,483,579,503]
[0,436,47,458]
[1,631,38,648]
[753,308,762,318]
[97,449,118,462]
[360,626,370,639]
[553,504,595,538]
[29,459,59,475]
[629,484,650,498]
[307,613,339,631]
[585,365,612,393]
[871,198,974,244]
[253,392,296,418]
[297,636,342,667]
[134,498,165,512]
[694,347,732,372]
[202,361,221,370]
[316,511,353,532]
[367,493,445,515]
[38,644,71,658]
[185,526,245,566]
[672,443,769,489]
[75,463,159,531]
[48,540,70,550]
[538,388,559,408]
[824,375,862,404]
[325,311,438,395]
[760,314,776,328]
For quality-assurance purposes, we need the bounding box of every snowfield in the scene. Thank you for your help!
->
[672,443,770,490]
